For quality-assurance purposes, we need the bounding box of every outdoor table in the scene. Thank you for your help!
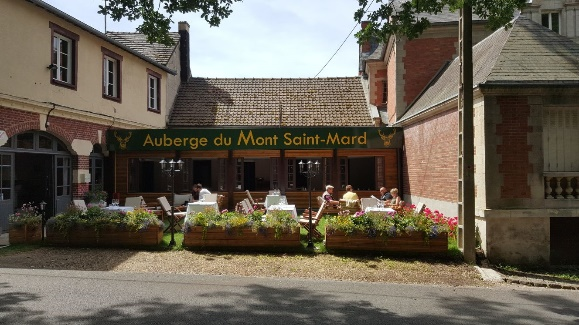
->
[267,204,298,221]
[102,206,134,213]
[364,207,396,215]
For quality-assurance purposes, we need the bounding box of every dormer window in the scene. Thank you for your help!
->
[542,12,560,34]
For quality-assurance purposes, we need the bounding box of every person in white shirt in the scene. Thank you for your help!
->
[192,183,211,201]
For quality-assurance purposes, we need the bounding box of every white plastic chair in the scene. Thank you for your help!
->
[360,197,380,210]
[203,193,218,203]
[73,200,87,211]
[124,196,145,208]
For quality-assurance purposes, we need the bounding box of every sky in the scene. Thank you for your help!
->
[42,0,379,78]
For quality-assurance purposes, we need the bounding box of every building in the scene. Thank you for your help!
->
[0,0,187,230]
[522,0,579,43]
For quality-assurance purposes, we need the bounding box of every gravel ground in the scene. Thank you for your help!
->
[0,247,492,287]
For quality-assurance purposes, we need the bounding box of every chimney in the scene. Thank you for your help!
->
[178,21,191,82]
[359,21,371,76]
[360,21,371,53]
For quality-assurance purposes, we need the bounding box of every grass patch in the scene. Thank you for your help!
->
[0,243,42,256]
[495,264,579,282]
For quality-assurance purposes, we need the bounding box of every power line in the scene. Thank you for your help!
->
[314,0,376,78]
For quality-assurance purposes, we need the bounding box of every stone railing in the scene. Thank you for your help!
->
[544,173,579,199]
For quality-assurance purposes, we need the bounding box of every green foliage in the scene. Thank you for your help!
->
[46,207,162,235]
[356,0,527,43]
[262,209,299,239]
[84,186,108,203]
[8,203,42,229]
[326,206,454,240]
[98,0,242,45]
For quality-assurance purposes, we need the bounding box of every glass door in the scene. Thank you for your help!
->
[54,155,71,215]
[0,153,14,232]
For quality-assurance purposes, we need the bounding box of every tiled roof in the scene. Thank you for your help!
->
[169,77,373,127]
[399,16,579,123]
[391,0,485,23]
[106,32,180,65]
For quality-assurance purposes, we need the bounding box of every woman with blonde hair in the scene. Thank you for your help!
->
[389,188,401,207]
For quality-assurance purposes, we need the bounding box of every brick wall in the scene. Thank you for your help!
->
[49,116,104,145]
[403,108,458,201]
[371,68,387,106]
[496,96,532,199]
[402,37,456,106]
[0,106,39,136]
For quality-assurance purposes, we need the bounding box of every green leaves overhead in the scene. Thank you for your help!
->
[98,0,242,45]
[355,0,527,43]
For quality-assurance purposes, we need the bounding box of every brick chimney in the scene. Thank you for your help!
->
[359,21,371,76]
[178,21,191,82]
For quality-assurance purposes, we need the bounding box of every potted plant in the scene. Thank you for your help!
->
[83,186,108,205]
[8,202,43,244]
[325,205,456,253]
[182,208,300,248]
[46,206,163,247]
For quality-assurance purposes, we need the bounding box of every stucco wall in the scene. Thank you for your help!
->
[0,0,169,129]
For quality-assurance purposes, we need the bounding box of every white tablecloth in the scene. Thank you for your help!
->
[364,207,396,215]
[267,204,298,220]
[265,195,287,208]
[102,206,134,213]
[187,202,219,215]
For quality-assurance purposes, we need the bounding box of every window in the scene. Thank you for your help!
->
[102,48,122,102]
[89,145,104,190]
[147,69,161,112]
[382,80,388,104]
[49,22,79,89]
[542,12,560,34]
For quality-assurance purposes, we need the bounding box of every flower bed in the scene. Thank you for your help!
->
[45,206,163,247]
[8,203,43,244]
[325,206,456,253]
[182,209,300,248]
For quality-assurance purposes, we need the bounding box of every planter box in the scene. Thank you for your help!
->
[45,226,163,247]
[325,229,448,253]
[183,226,300,248]
[9,225,42,244]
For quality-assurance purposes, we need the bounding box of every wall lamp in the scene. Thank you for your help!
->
[47,63,57,70]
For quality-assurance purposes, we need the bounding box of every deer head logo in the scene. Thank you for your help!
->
[114,131,132,150]
[378,129,396,147]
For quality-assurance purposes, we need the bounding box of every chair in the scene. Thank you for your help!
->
[73,200,87,211]
[339,199,361,213]
[360,197,380,210]
[299,201,325,238]
[318,196,340,215]
[240,199,253,214]
[414,202,426,214]
[124,196,145,209]
[157,196,187,232]
[173,193,192,206]
[246,190,264,208]
[203,193,218,203]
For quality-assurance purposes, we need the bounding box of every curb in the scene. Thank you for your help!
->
[475,265,579,290]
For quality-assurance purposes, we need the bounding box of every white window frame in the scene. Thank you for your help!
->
[104,56,118,98]
[147,69,161,112]
[53,34,73,84]
[541,12,560,34]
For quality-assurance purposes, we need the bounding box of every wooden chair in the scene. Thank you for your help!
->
[299,201,325,238]
[173,193,192,206]
[360,197,380,210]
[72,200,87,211]
[157,196,187,232]
[240,199,253,214]
[414,202,426,214]
[124,196,145,209]
[246,190,264,208]
[318,196,340,215]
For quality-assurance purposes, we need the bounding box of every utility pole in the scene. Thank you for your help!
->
[457,6,476,263]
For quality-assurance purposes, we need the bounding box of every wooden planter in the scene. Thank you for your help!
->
[325,229,448,253]
[183,226,301,248]
[45,226,163,247]
[9,225,42,244]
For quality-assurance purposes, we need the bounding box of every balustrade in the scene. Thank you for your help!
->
[544,173,579,199]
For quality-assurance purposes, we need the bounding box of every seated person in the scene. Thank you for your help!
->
[388,188,402,207]
[192,183,212,201]
[342,185,359,200]
[379,187,393,205]
[322,185,340,206]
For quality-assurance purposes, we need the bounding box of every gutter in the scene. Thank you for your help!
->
[26,0,177,75]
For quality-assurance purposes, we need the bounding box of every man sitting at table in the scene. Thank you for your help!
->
[342,185,359,200]
[379,187,393,205]
[322,185,340,206]
[192,183,212,201]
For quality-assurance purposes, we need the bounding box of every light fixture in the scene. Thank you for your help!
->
[47,63,57,70]
[160,157,185,246]
[299,159,320,248]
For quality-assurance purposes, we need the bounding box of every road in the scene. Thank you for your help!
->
[1,268,578,324]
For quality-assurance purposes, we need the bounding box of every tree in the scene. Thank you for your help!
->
[98,0,242,45]
[354,0,527,43]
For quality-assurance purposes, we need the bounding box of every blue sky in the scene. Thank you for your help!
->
[42,0,378,78]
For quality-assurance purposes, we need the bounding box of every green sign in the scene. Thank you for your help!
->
[107,127,402,151]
